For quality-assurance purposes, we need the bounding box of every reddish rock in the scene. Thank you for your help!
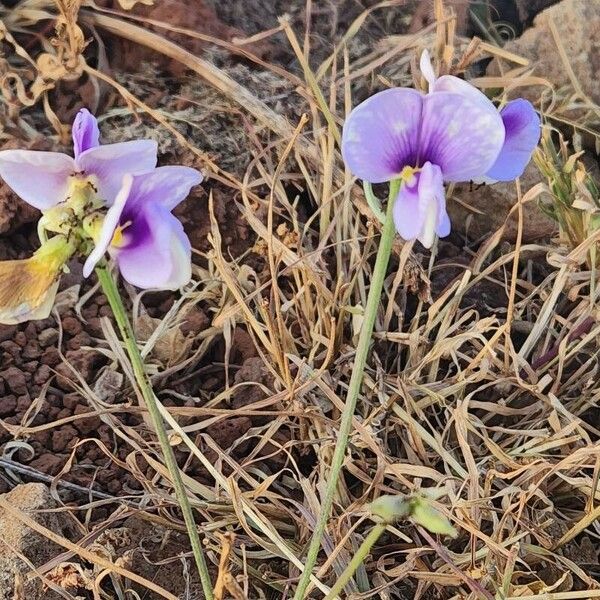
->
[0,326,17,343]
[52,426,78,453]
[61,316,82,337]
[0,395,16,417]
[206,416,253,450]
[72,404,101,436]
[62,394,80,411]
[1,366,28,395]
[40,348,61,368]
[67,332,92,351]
[179,306,209,336]
[29,454,64,476]
[232,357,274,410]
[16,395,31,413]
[33,365,52,386]
[38,328,59,348]
[55,349,100,391]
[13,331,26,348]
[22,340,40,360]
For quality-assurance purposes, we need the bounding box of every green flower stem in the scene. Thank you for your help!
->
[323,523,386,600]
[96,265,214,600]
[294,179,400,599]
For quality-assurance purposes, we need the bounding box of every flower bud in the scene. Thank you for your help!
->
[369,495,411,523]
[409,496,457,538]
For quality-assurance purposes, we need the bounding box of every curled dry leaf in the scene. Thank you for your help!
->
[44,562,93,591]
[135,313,192,366]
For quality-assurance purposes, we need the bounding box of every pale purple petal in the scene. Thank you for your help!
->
[76,140,158,205]
[430,74,494,109]
[163,225,192,289]
[0,150,75,210]
[393,177,422,240]
[485,99,540,181]
[393,162,447,247]
[342,88,423,183]
[436,201,451,237]
[115,203,192,290]
[122,166,203,212]
[82,175,132,278]
[72,109,100,159]
[419,91,505,182]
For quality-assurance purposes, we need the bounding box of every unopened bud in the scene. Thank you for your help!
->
[409,496,457,538]
[370,495,411,523]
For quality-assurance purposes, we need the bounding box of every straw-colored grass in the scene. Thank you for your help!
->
[2,0,600,598]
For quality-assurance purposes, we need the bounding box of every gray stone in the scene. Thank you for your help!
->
[489,0,600,110]
[448,162,557,243]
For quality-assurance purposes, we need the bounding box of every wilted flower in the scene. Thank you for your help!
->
[0,108,157,211]
[342,51,540,247]
[83,167,202,289]
[0,236,74,324]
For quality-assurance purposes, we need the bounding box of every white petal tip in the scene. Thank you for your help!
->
[420,49,436,90]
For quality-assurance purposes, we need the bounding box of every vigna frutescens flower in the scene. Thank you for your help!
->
[83,167,202,289]
[0,109,202,324]
[341,51,541,247]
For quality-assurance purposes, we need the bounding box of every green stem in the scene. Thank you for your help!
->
[323,523,385,600]
[363,182,385,224]
[294,180,400,599]
[96,266,214,600]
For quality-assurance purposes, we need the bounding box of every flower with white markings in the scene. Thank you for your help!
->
[341,50,541,248]
[0,108,158,211]
[83,166,202,289]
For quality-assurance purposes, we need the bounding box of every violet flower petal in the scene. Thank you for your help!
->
[83,167,200,288]
[341,88,423,183]
[0,150,75,210]
[72,109,100,158]
[485,99,540,181]
[421,48,497,115]
[392,176,422,241]
[393,161,448,248]
[76,139,158,205]
[430,74,495,108]
[116,203,192,290]
[121,166,203,212]
[419,91,505,182]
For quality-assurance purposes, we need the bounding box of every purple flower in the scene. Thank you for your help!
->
[342,51,540,247]
[0,109,157,210]
[83,166,203,289]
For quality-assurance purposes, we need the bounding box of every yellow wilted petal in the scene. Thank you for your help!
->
[0,236,74,325]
